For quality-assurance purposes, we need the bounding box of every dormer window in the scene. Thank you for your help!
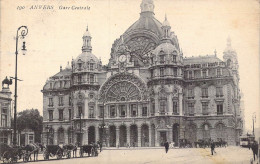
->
[78,63,82,70]
[90,63,94,71]
[160,55,165,64]
[173,55,177,63]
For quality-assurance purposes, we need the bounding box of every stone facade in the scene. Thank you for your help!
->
[42,0,243,147]
[0,78,13,145]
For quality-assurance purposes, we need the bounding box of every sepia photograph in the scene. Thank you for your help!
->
[0,0,259,163]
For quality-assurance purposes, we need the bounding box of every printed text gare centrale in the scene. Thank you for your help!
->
[29,5,90,10]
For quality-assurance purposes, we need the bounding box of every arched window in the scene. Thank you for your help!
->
[202,124,210,140]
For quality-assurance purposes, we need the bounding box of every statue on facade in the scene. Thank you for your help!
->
[2,76,12,89]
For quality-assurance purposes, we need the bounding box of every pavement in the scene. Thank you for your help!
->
[1,146,259,164]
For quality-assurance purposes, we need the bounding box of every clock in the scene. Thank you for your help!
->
[119,54,127,63]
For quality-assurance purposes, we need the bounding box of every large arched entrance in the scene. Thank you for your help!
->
[186,124,197,145]
[57,127,65,144]
[88,126,95,144]
[130,125,138,147]
[151,124,155,147]
[141,124,149,147]
[109,126,116,147]
[172,124,179,146]
[119,125,127,147]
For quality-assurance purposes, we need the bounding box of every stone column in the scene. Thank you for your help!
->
[116,126,120,147]
[64,129,68,144]
[84,99,88,119]
[127,126,130,146]
[179,94,183,115]
[149,126,152,147]
[169,128,173,143]
[54,130,58,145]
[96,126,99,142]
[116,104,119,118]
[138,103,142,117]
[155,130,159,147]
[138,126,141,147]
[168,94,173,115]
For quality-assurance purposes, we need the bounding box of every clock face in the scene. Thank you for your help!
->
[119,55,127,63]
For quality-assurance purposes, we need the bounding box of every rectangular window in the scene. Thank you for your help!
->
[120,105,126,117]
[59,97,63,106]
[78,74,82,84]
[59,109,63,121]
[160,68,164,77]
[1,115,7,127]
[68,109,72,120]
[90,63,94,71]
[60,81,62,88]
[173,101,178,114]
[189,71,193,79]
[49,110,53,121]
[99,106,104,117]
[188,89,194,99]
[110,105,116,117]
[217,104,223,115]
[173,68,177,77]
[78,63,82,70]
[202,102,208,115]
[142,107,147,116]
[78,106,82,117]
[217,68,221,76]
[48,98,53,107]
[151,101,155,116]
[188,103,194,116]
[50,83,52,89]
[202,70,207,78]
[89,106,94,118]
[151,69,154,78]
[69,97,72,106]
[160,99,166,114]
[131,104,137,117]
[90,74,94,84]
[216,87,223,97]
[202,88,208,98]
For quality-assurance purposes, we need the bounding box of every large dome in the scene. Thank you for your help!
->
[124,12,163,37]
[75,52,99,64]
[153,42,178,56]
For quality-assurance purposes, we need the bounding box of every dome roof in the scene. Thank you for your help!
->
[124,12,163,37]
[75,51,99,63]
[153,42,177,56]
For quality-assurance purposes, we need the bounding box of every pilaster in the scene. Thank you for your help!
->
[116,126,120,147]
[138,126,141,147]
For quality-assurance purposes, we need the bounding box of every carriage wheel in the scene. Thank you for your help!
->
[91,148,95,157]
[24,153,30,162]
[66,151,71,159]
[43,151,49,160]
[57,151,62,160]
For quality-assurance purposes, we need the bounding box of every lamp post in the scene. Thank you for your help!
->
[13,26,28,146]
[252,113,256,136]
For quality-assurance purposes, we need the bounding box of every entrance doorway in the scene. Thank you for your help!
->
[160,132,167,146]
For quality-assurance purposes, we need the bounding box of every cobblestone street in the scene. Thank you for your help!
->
[5,146,258,164]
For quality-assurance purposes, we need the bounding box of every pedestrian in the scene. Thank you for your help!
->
[164,141,169,153]
[251,140,259,161]
[211,141,216,155]
[133,142,135,148]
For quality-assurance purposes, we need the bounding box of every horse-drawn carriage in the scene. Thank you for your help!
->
[0,144,23,163]
[43,145,66,160]
[80,144,99,157]
[214,139,227,147]
[63,144,78,158]
[194,139,211,148]
[179,139,193,148]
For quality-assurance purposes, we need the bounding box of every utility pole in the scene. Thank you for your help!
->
[252,113,256,136]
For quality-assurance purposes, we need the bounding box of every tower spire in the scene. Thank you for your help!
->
[140,0,154,14]
[82,25,92,53]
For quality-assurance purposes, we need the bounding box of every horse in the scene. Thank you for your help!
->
[23,143,40,162]
[63,144,77,158]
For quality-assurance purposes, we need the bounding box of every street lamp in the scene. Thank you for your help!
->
[13,26,28,145]
[252,113,256,136]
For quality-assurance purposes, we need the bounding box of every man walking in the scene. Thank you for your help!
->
[164,141,169,153]
[211,141,216,155]
[251,140,259,161]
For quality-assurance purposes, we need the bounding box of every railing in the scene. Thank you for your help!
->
[216,95,224,98]
[217,112,223,115]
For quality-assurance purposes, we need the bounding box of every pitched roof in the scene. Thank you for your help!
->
[183,55,222,65]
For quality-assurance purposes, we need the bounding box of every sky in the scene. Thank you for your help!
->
[0,0,259,132]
